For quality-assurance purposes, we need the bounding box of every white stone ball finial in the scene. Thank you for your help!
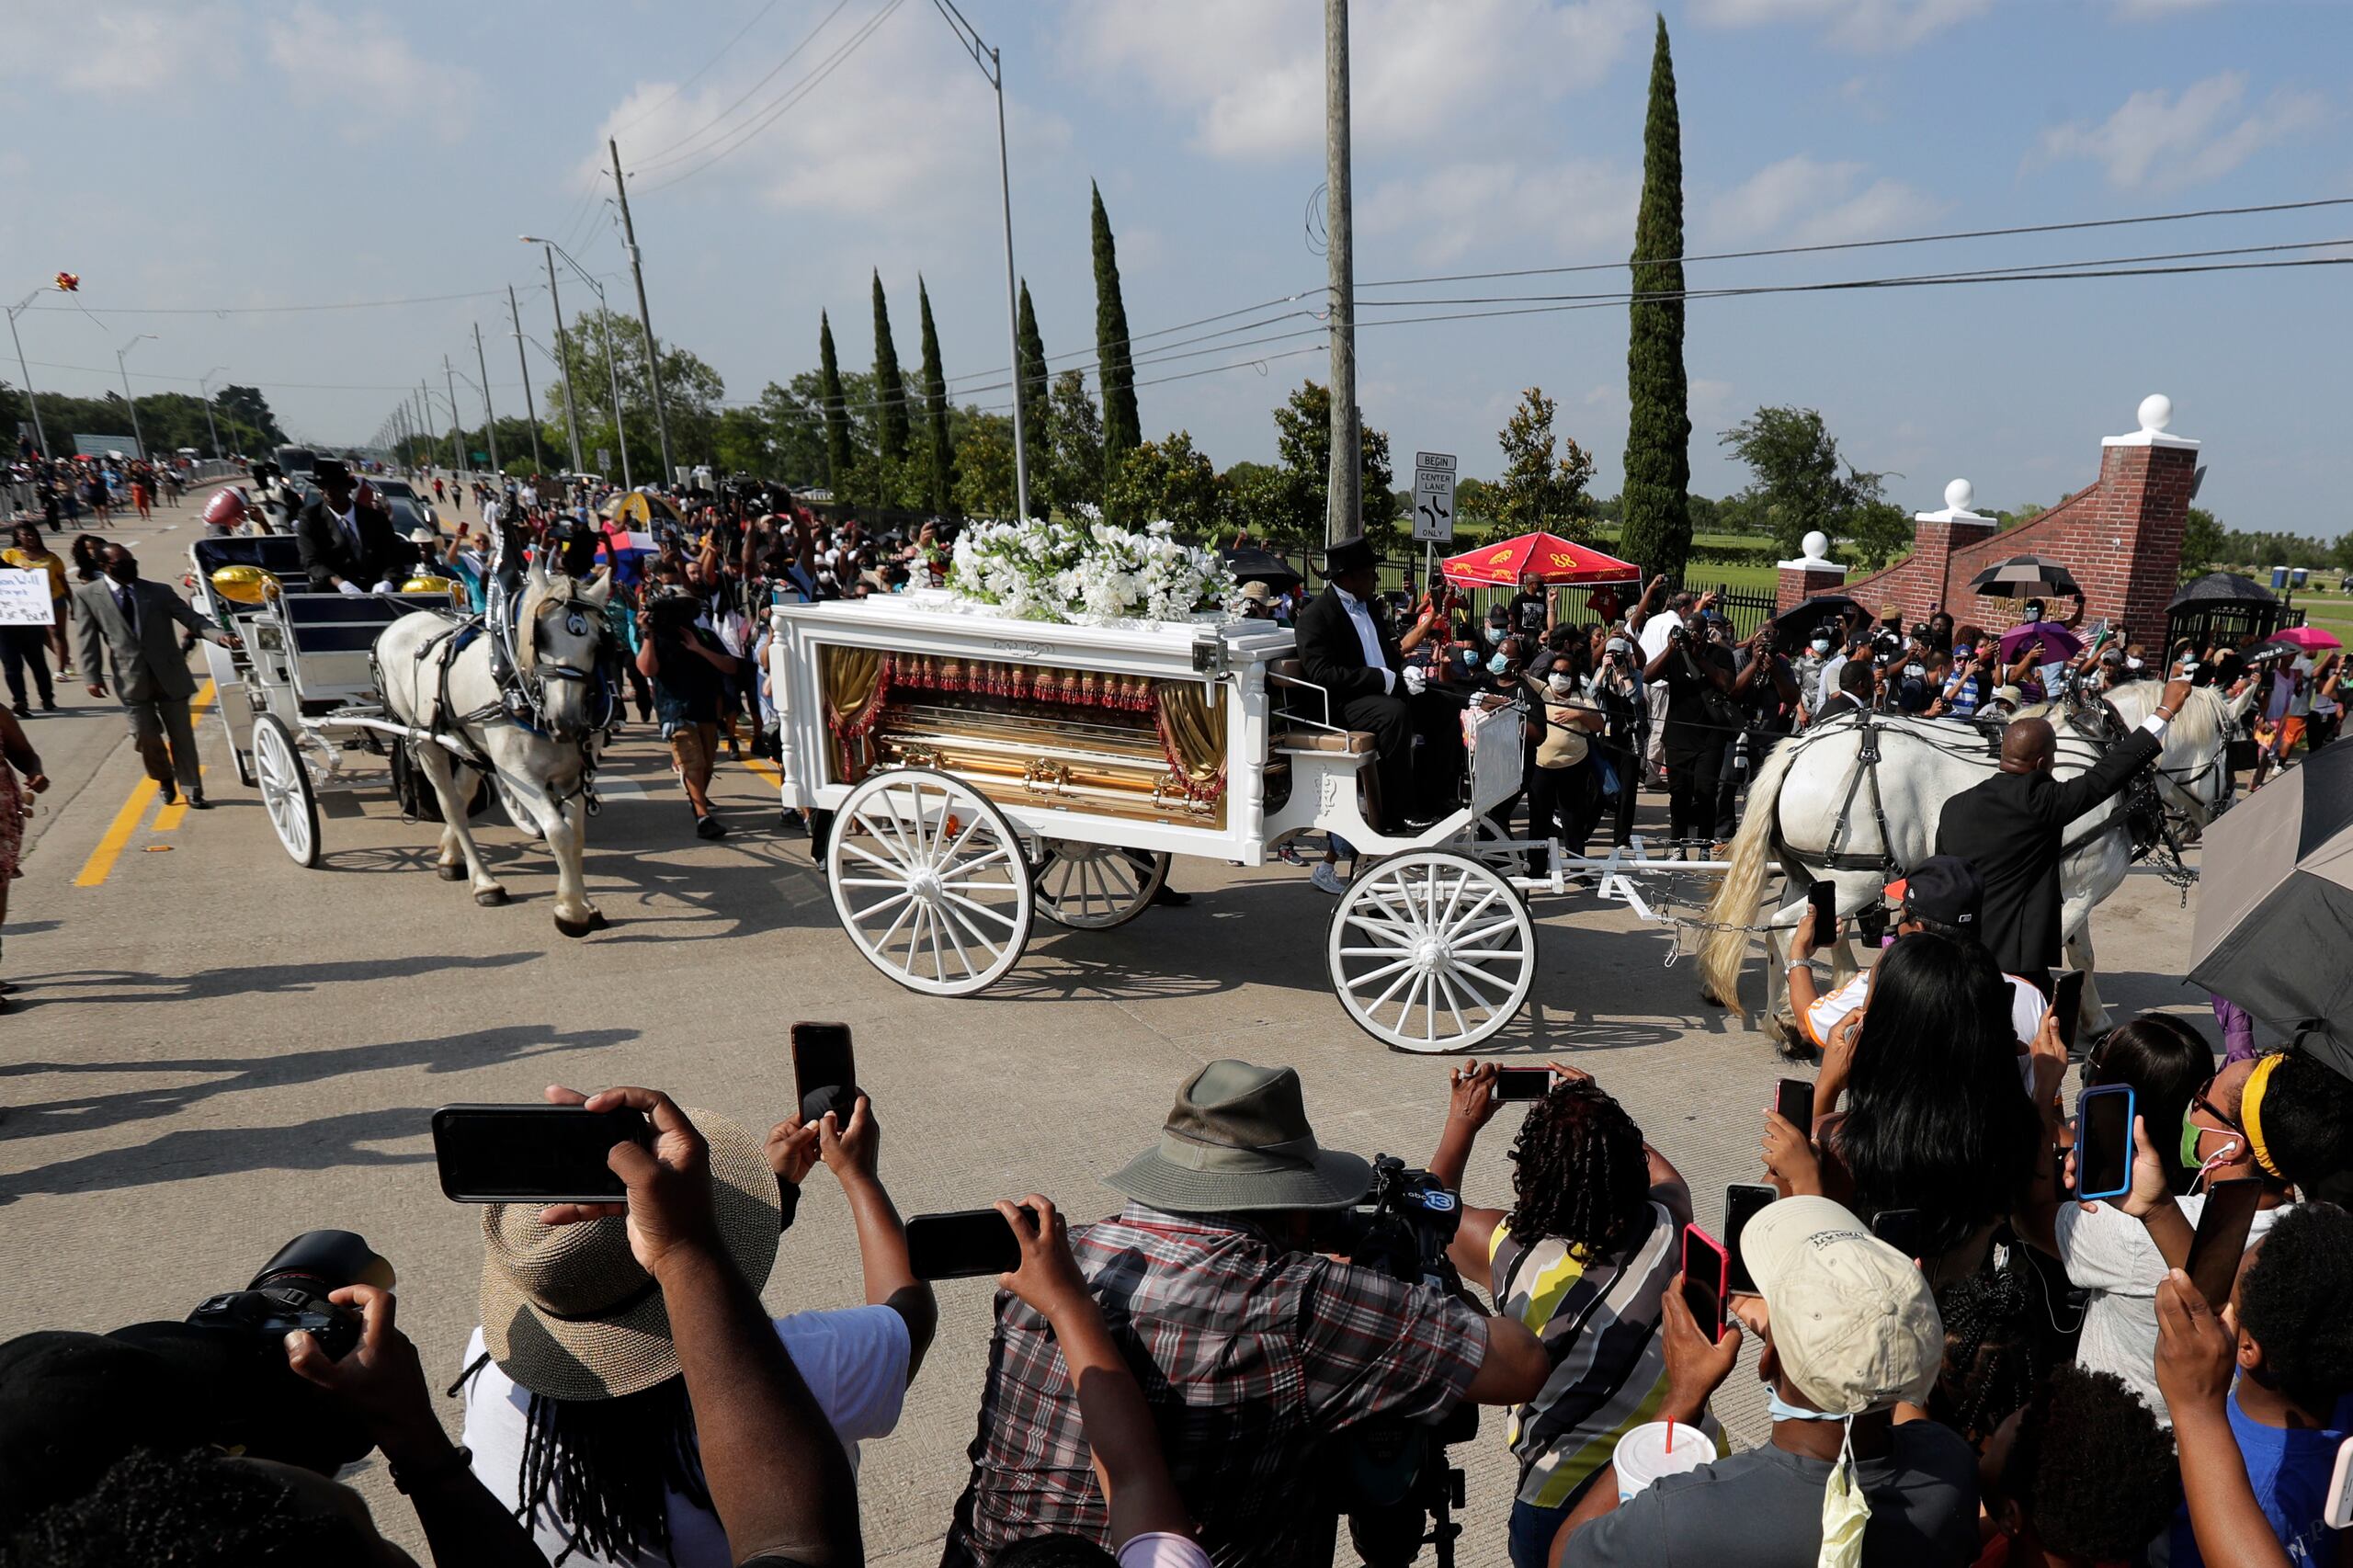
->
[1801,529,1831,561]
[2138,393,2173,434]
[1944,478,1974,513]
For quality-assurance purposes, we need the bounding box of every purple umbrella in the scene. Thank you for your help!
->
[1997,622,2084,665]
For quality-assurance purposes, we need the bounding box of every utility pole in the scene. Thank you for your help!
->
[443,360,463,483]
[541,244,585,478]
[472,323,502,476]
[116,334,158,459]
[5,291,49,460]
[1322,0,1360,549]
[609,139,675,483]
[507,284,542,475]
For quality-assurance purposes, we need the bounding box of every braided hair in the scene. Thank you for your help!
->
[1927,1259,2049,1449]
[1502,1077,1654,1265]
[453,1353,710,1566]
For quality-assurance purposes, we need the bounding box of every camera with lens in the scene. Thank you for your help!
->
[1317,1157,1477,1568]
[643,584,703,635]
[186,1230,392,1360]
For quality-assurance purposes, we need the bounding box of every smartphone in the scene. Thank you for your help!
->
[2326,1437,2353,1530]
[1722,1184,1777,1295]
[1493,1067,1553,1102]
[2052,971,2087,1052]
[2074,1083,2136,1202]
[791,1021,856,1118]
[1775,1077,1814,1131]
[2186,1177,2265,1312]
[1681,1223,1731,1345]
[905,1209,1022,1281]
[431,1104,652,1203]
[1807,880,1837,936]
[1870,1207,1926,1261]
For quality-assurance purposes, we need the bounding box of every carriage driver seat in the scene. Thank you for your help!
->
[1268,658,1378,756]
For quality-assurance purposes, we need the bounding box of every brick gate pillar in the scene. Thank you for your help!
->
[2097,394,2200,646]
[1908,478,1998,626]
[1777,528,1847,613]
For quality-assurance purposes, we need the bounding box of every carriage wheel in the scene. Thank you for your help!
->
[1328,850,1535,1052]
[1035,841,1168,930]
[826,768,1034,996]
[252,714,322,869]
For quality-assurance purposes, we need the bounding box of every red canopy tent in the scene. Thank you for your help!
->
[1439,531,1639,587]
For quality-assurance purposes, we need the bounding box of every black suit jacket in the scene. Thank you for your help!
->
[1295,585,1401,709]
[1933,726,2160,974]
[296,499,413,592]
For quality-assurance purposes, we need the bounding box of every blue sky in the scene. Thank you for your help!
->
[5,0,2347,534]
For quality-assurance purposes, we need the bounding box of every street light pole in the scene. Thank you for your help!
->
[199,366,228,460]
[472,323,502,476]
[116,333,158,460]
[443,360,464,483]
[539,244,585,478]
[522,236,629,488]
[506,283,543,475]
[930,0,1030,522]
[5,290,48,460]
[608,139,674,484]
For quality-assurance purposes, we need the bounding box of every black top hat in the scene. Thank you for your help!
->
[1323,538,1381,577]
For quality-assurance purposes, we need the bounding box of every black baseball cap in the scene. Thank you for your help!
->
[1883,856,1982,930]
[0,1331,209,1529]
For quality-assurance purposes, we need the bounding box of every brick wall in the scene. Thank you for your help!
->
[1843,423,2193,644]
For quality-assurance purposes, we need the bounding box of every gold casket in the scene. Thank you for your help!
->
[817,647,1229,828]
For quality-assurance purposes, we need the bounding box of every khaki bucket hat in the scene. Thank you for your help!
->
[1106,1060,1372,1213]
[478,1108,777,1401]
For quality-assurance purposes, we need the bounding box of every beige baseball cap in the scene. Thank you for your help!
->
[1738,1196,1941,1416]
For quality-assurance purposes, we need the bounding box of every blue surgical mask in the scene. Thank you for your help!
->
[1487,653,1512,676]
[1768,1388,1849,1424]
[1484,626,1505,645]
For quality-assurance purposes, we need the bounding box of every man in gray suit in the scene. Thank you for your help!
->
[73,543,238,808]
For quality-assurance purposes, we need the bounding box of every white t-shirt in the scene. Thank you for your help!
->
[2055,1195,2287,1424]
[1120,1533,1214,1568]
[1637,608,1683,662]
[459,1305,910,1568]
[1803,969,2048,1053]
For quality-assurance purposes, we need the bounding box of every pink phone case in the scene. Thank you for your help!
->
[1682,1224,1732,1345]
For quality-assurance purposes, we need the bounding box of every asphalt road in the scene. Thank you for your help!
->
[0,512,2222,1564]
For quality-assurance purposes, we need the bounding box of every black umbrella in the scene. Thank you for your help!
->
[1968,553,2081,599]
[1770,595,1868,639]
[1222,547,1303,592]
[2168,572,2279,610]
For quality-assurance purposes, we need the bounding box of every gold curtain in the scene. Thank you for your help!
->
[1152,680,1227,800]
[821,645,890,778]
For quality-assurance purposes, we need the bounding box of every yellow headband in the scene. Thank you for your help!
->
[2242,1053,2285,1182]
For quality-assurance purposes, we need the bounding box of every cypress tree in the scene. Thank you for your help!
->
[1016,279,1050,517]
[1619,14,1691,582]
[871,269,909,466]
[818,310,851,489]
[916,277,956,515]
[1090,183,1141,516]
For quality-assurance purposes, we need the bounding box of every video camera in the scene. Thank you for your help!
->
[1318,1157,1477,1568]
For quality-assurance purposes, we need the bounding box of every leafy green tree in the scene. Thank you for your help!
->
[1015,279,1051,517]
[1847,499,1913,570]
[953,412,1018,518]
[916,278,956,515]
[1619,15,1691,580]
[713,405,775,477]
[541,306,724,481]
[870,271,909,467]
[818,312,852,489]
[751,376,832,488]
[1719,405,1893,560]
[2178,506,2225,576]
[1091,184,1142,517]
[1492,387,1597,539]
[1044,369,1104,516]
[1108,430,1227,532]
[1241,380,1397,552]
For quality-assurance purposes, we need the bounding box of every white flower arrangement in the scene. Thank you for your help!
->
[947,516,1239,628]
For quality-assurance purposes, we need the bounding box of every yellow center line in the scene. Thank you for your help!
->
[153,764,208,832]
[71,678,219,886]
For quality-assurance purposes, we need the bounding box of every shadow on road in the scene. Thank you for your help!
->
[6,950,540,1007]
[0,1106,445,1202]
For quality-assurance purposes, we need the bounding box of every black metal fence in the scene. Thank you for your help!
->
[2165,600,2307,654]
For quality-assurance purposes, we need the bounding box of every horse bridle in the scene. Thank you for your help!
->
[516,591,609,743]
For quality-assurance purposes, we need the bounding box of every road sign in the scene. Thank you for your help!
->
[1412,451,1457,543]
[595,448,610,476]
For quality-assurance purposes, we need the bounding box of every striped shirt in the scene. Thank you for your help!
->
[1486,1198,1681,1509]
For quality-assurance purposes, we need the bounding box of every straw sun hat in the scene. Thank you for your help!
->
[478,1108,778,1401]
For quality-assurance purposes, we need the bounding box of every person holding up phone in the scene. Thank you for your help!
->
[1427,1061,1694,1568]
[453,1085,926,1568]
[1548,1197,1973,1568]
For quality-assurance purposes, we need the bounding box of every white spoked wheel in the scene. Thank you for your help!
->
[826,768,1034,996]
[1035,841,1168,930]
[1469,816,1529,876]
[1328,850,1535,1052]
[252,714,322,869]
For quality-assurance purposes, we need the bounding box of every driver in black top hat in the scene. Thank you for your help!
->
[1294,538,1442,830]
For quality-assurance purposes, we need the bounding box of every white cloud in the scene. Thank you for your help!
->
[1692,0,1990,52]
[267,5,477,143]
[2035,72,2328,188]
[1363,158,1638,267]
[1061,0,1647,160]
[2,3,239,94]
[1707,155,1945,244]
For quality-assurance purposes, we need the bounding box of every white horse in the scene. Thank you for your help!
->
[1697,680,2248,1042]
[374,565,615,937]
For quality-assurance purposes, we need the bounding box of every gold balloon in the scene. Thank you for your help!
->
[209,564,271,605]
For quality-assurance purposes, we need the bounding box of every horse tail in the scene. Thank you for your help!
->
[1698,731,1803,1017]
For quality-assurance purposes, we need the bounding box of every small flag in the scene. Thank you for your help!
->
[53,272,79,293]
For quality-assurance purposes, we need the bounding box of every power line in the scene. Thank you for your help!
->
[608,0,797,136]
[14,274,628,317]
[1355,193,2353,290]
[630,0,857,165]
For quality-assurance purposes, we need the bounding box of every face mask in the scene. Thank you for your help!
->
[1548,675,1576,698]
[1904,664,1925,679]
[1766,1387,1849,1424]
[2023,608,2042,623]
[2181,1115,2241,1187]
[1820,1417,1873,1568]
[1487,653,1512,676]
[1484,626,1505,645]
[1811,640,1832,654]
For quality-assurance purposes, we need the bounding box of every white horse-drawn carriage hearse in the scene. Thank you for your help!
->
[765,589,1714,1051]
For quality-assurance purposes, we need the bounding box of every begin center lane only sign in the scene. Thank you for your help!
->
[1412,451,1456,543]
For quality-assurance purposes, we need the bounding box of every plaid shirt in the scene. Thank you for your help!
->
[942,1204,1489,1568]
